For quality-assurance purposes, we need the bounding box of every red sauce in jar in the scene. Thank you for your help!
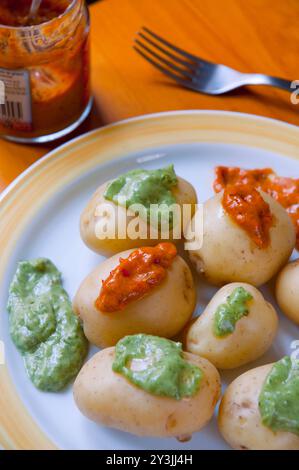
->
[0,0,71,27]
[96,243,177,313]
[214,166,299,249]
[0,0,90,140]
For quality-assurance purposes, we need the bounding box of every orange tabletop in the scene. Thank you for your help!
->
[0,0,298,192]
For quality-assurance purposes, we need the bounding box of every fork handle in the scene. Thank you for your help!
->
[244,74,293,92]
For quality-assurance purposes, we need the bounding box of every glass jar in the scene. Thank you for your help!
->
[0,0,91,143]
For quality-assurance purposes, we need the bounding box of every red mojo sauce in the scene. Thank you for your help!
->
[96,243,177,313]
[214,166,299,249]
[0,0,90,140]
[0,0,71,27]
[222,184,273,249]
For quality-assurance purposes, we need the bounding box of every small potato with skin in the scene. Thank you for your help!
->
[276,259,299,325]
[80,176,197,257]
[218,364,299,450]
[73,348,221,439]
[187,191,295,286]
[185,283,278,369]
[73,249,196,348]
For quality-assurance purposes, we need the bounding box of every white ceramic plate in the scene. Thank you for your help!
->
[0,111,299,450]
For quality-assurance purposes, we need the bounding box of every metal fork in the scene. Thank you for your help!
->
[134,27,292,95]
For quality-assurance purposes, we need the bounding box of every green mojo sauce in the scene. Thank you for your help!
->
[112,334,202,400]
[259,356,299,436]
[104,165,178,226]
[7,258,88,392]
[213,287,253,337]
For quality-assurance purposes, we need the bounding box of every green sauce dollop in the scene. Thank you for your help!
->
[259,356,299,436]
[213,287,253,337]
[112,334,202,400]
[7,258,88,392]
[104,165,178,225]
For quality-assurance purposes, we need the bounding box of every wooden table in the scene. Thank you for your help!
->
[0,0,298,192]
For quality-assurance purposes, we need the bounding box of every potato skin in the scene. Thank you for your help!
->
[185,283,278,369]
[73,250,196,348]
[276,259,299,325]
[187,191,295,286]
[73,348,221,439]
[80,176,197,257]
[218,364,299,450]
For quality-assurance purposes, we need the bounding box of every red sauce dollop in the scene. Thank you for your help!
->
[214,167,273,193]
[96,242,177,313]
[222,184,273,249]
[214,166,299,249]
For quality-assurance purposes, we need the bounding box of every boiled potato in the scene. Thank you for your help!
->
[80,176,197,256]
[276,259,299,325]
[73,249,196,348]
[73,347,221,439]
[185,283,278,369]
[218,364,299,450]
[186,190,295,286]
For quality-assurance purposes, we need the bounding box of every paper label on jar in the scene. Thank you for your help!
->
[0,68,32,132]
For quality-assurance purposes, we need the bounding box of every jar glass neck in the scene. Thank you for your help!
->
[0,0,86,53]
[0,0,83,34]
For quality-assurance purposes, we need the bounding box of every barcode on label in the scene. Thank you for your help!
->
[0,68,32,131]
[0,101,23,120]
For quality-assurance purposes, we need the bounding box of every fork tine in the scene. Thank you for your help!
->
[142,27,212,66]
[135,38,194,80]
[137,32,195,69]
[133,45,198,92]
